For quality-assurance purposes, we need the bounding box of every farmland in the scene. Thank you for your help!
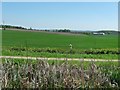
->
[1,29,120,89]
[2,30,118,49]
[1,2,120,89]
[2,30,119,59]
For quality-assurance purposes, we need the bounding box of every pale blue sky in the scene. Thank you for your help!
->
[2,2,118,30]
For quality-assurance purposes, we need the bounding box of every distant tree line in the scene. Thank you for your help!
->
[80,32,91,35]
[40,29,71,32]
[0,25,27,30]
[52,29,70,32]
[0,25,71,32]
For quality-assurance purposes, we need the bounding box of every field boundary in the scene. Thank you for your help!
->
[3,29,83,36]
[0,56,119,62]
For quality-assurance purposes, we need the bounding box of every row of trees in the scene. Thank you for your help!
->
[0,25,27,30]
[0,25,71,32]
[40,29,71,32]
[52,29,70,32]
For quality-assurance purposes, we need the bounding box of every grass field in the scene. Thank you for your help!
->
[2,30,118,49]
[2,30,119,59]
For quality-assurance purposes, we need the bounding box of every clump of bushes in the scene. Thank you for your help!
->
[10,47,120,55]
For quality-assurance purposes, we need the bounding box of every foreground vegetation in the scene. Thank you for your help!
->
[1,59,120,89]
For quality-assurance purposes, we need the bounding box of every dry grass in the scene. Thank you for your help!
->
[1,58,120,89]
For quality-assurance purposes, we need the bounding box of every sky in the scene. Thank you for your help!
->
[2,0,120,2]
[2,2,118,30]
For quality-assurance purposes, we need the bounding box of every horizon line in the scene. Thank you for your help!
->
[1,24,118,31]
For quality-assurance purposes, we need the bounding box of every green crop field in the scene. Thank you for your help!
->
[2,30,118,49]
[2,30,119,59]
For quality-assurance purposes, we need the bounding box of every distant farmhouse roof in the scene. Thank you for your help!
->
[93,32,105,35]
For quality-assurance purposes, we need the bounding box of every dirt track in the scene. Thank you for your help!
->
[0,56,119,62]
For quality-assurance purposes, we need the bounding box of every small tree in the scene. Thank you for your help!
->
[29,27,32,30]
[2,20,6,30]
[3,25,6,30]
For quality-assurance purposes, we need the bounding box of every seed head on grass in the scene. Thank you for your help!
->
[1,58,120,89]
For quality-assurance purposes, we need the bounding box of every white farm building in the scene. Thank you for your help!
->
[93,32,105,35]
